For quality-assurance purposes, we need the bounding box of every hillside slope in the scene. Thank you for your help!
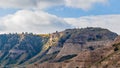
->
[27,32,120,68]
[0,33,48,67]
[25,27,118,68]
[0,27,118,68]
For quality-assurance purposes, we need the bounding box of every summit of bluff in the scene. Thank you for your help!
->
[0,27,120,68]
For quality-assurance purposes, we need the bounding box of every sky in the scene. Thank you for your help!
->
[0,0,120,34]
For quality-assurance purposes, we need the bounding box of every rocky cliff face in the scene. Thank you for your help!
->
[27,31,120,68]
[0,33,48,67]
[0,27,118,68]
[26,27,118,68]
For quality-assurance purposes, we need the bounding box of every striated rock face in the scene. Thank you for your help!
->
[27,36,120,68]
[55,40,112,60]
[0,33,48,67]
[26,27,119,68]
[0,27,118,68]
[53,27,117,61]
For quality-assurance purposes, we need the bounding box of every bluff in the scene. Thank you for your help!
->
[28,28,120,68]
[0,27,118,68]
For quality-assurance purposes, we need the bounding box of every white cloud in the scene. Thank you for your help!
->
[0,0,108,10]
[0,10,120,34]
[0,0,36,9]
[65,0,108,10]
[37,0,65,9]
[0,10,71,34]
[0,0,118,34]
[0,0,65,9]
[64,14,120,34]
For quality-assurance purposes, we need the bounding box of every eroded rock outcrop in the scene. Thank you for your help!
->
[26,27,118,68]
